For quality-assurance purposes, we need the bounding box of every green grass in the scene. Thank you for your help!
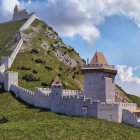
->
[0,20,26,57]
[0,89,140,140]
[116,85,140,107]
[9,19,83,90]
[126,94,140,107]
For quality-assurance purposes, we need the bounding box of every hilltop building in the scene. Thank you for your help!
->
[13,5,34,21]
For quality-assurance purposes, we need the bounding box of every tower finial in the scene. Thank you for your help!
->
[14,5,19,13]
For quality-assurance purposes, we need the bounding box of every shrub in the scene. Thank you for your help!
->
[58,66,62,71]
[71,48,74,51]
[35,59,45,64]
[44,66,53,71]
[54,40,58,44]
[30,49,39,54]
[48,27,53,30]
[64,51,67,54]
[82,59,86,63]
[0,117,9,124]
[47,50,51,54]
[72,75,76,79]
[38,38,42,41]
[58,73,62,77]
[54,31,58,36]
[32,70,38,74]
[41,82,48,86]
[22,74,40,82]
[20,66,31,70]
[72,67,76,71]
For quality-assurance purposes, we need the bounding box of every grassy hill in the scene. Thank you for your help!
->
[0,19,137,103]
[0,20,26,58]
[9,19,84,90]
[0,87,140,139]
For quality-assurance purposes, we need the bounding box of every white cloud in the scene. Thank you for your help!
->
[116,65,140,96]
[1,0,20,12]
[116,65,140,84]
[0,0,20,21]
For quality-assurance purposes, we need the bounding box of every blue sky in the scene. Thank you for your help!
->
[0,0,140,96]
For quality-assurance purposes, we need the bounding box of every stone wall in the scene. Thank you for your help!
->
[13,9,28,21]
[0,64,6,73]
[11,84,34,105]
[0,72,4,83]
[10,38,23,65]
[0,13,38,73]
[97,102,136,122]
[118,103,137,122]
[4,71,18,91]
[122,110,140,127]
[34,88,51,109]
[84,72,116,102]
[20,14,38,31]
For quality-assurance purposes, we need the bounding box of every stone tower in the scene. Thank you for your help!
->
[82,51,117,102]
[4,71,18,91]
[51,76,63,96]
[14,5,19,14]
[13,5,28,21]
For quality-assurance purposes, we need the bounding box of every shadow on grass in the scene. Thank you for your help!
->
[10,91,51,112]
[0,83,6,94]
[10,91,71,117]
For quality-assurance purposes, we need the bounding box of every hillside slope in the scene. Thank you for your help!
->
[0,20,26,58]
[9,19,84,90]
[0,86,140,140]
[0,19,137,103]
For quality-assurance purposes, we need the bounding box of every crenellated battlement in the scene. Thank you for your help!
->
[97,102,136,110]
[84,64,115,69]
[62,94,78,99]
[63,89,83,95]
[5,71,18,75]
[35,87,51,96]
[15,85,34,95]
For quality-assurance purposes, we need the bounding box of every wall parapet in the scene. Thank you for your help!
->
[11,84,34,95]
[34,87,51,96]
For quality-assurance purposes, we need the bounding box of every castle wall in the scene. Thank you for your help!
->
[51,95,82,116]
[84,72,105,101]
[104,77,115,102]
[122,110,140,127]
[20,14,38,31]
[10,38,23,65]
[97,102,137,122]
[34,88,51,109]
[10,84,34,105]
[84,72,116,102]
[1,57,11,69]
[4,71,18,91]
[97,102,119,122]
[118,103,137,122]
[0,64,5,73]
[0,72,4,83]
[13,10,28,21]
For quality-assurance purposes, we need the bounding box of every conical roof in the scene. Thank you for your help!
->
[90,51,108,65]
[51,76,63,87]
